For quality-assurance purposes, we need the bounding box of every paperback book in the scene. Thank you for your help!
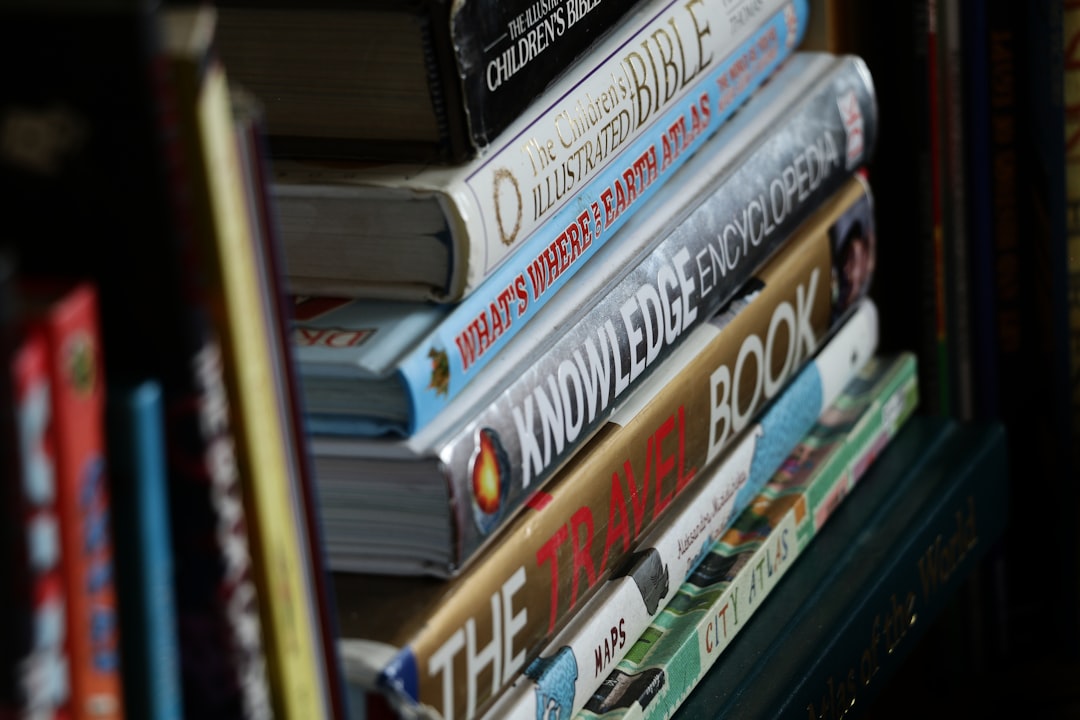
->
[311,67,879,578]
[571,353,918,720]
[330,185,880,720]
[276,0,808,302]
[215,0,652,163]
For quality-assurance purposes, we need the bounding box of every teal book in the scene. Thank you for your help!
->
[573,352,919,720]
[107,380,183,720]
[668,416,1009,720]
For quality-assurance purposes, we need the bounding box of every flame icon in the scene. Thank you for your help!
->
[470,428,511,535]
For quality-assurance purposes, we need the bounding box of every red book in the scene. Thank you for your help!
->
[21,281,123,720]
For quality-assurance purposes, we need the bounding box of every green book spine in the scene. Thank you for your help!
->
[577,352,920,720]
[668,416,1009,720]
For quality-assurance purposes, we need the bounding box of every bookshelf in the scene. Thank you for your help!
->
[804,1,1080,718]
[0,0,1075,718]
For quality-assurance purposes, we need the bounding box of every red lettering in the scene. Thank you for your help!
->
[544,242,561,285]
[526,255,549,299]
[621,166,638,207]
[489,300,505,339]
[570,506,596,606]
[455,330,479,372]
[623,435,653,537]
[536,524,569,633]
[600,187,616,227]
[325,330,369,348]
[513,274,529,314]
[653,414,676,518]
[601,473,632,572]
[576,210,593,252]
[675,405,697,493]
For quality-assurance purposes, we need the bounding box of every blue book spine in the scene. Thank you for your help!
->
[107,381,183,720]
[396,1,810,433]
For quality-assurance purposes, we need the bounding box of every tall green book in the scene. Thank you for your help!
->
[670,416,1009,719]
[577,352,920,720]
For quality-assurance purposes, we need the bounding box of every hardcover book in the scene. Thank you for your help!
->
[20,280,124,720]
[670,416,1009,720]
[294,49,877,441]
[163,5,337,717]
[330,186,881,720]
[570,352,918,720]
[273,0,809,302]
[229,86,349,720]
[312,119,878,580]
[214,0,652,164]
[0,2,277,716]
[106,380,184,720]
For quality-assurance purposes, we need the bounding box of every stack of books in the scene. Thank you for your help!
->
[210,1,971,719]
[0,1,1013,720]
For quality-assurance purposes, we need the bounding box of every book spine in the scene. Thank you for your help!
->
[230,88,348,720]
[1066,0,1080,496]
[439,60,879,565]
[0,4,279,718]
[668,417,1008,720]
[352,177,879,720]
[106,381,184,720]
[24,283,124,720]
[6,326,70,718]
[1024,0,1079,651]
[292,1,811,421]
[573,353,918,720]
[962,0,998,419]
[926,0,952,415]
[448,0,652,153]
[405,3,810,420]
[165,10,329,718]
[485,329,909,720]
[724,423,1006,720]
[940,0,974,419]
[457,0,804,277]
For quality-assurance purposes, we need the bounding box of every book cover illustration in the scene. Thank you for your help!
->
[575,352,919,720]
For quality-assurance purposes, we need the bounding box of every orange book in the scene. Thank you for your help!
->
[21,280,123,720]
